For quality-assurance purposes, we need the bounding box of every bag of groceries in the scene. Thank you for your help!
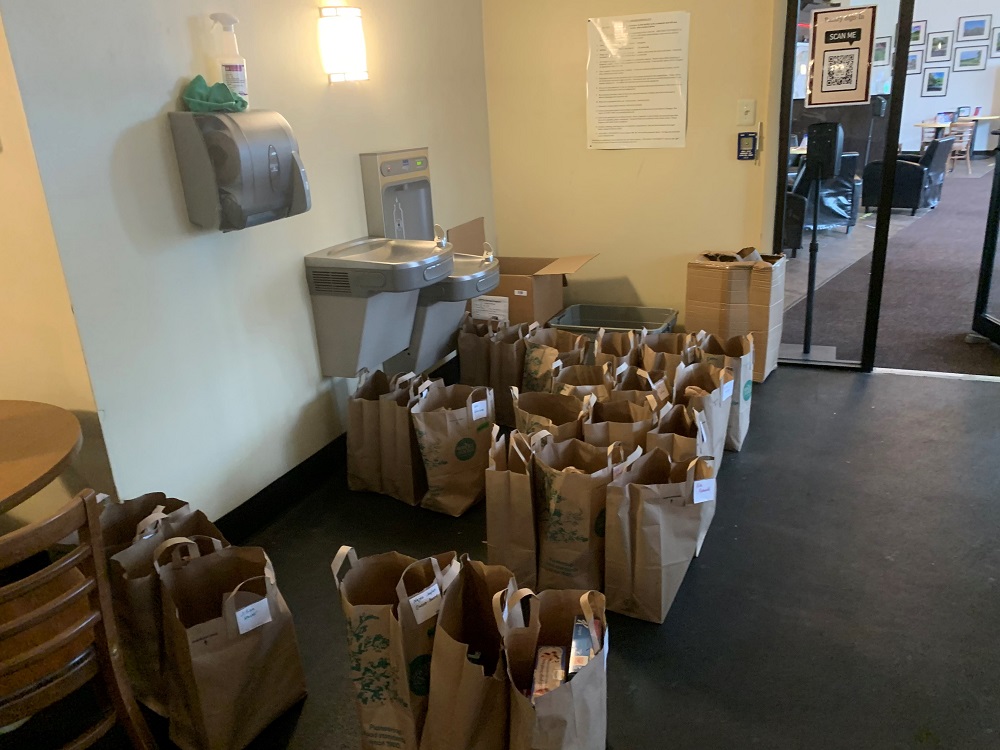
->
[639,331,700,372]
[458,312,498,387]
[380,373,439,506]
[490,322,532,427]
[610,364,671,409]
[552,363,615,402]
[348,369,392,493]
[523,327,589,393]
[485,428,538,590]
[671,362,734,472]
[582,394,658,453]
[594,327,638,371]
[696,332,754,451]
[511,386,584,442]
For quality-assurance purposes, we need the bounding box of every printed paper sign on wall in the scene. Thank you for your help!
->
[586,12,690,149]
[807,6,877,108]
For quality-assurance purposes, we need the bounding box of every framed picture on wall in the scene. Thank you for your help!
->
[927,31,954,63]
[910,20,927,46]
[873,37,891,66]
[957,15,991,43]
[953,44,988,72]
[958,106,972,117]
[921,67,950,97]
[906,49,923,74]
[991,27,1000,58]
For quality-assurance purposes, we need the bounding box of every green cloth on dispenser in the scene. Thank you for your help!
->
[182,75,247,113]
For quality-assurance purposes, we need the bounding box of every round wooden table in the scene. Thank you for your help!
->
[0,401,82,514]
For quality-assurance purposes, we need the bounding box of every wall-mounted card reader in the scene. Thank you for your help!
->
[737,132,758,161]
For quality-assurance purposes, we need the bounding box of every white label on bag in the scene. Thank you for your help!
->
[552,359,563,371]
[655,381,669,402]
[616,361,629,376]
[409,581,442,624]
[693,479,716,504]
[472,400,488,421]
[722,380,734,401]
[471,295,509,322]
[236,599,272,635]
[514,289,528,297]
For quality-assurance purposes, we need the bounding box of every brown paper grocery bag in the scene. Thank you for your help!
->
[552,362,615,402]
[459,313,498,387]
[594,327,638,371]
[523,328,589,393]
[486,428,538,589]
[646,404,712,467]
[672,362,735,472]
[161,545,307,750]
[348,369,392,493]
[333,547,419,750]
[333,547,459,750]
[491,322,532,427]
[582,395,658,452]
[533,437,638,591]
[109,510,229,715]
[380,374,438,506]
[610,365,671,409]
[411,384,495,516]
[100,491,192,555]
[395,552,461,736]
[511,386,584,442]
[640,331,700,372]
[421,556,513,750]
[605,450,717,623]
[696,332,755,451]
[495,585,608,750]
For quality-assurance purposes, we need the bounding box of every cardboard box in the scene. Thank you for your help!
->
[685,249,786,382]
[468,243,597,325]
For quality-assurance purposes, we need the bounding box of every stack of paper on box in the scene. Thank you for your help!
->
[685,247,786,382]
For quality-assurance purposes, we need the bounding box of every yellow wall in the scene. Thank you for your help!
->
[483,0,784,318]
[0,0,495,521]
[0,15,115,528]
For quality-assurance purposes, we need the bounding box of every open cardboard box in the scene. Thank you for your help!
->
[451,218,597,325]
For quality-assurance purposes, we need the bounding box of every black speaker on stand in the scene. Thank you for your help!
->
[865,95,888,167]
[803,122,843,355]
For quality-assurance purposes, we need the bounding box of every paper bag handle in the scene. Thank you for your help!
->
[578,591,602,654]
[330,545,359,590]
[491,584,536,638]
[466,386,493,422]
[152,535,221,573]
[509,385,520,401]
[222,574,277,638]
[133,505,168,541]
[430,553,461,592]
[529,429,553,450]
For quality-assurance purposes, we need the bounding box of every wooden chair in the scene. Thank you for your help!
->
[948,122,975,175]
[0,489,155,748]
[920,126,938,155]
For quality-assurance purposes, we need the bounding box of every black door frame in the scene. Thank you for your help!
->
[971,153,1000,343]
[773,0,915,373]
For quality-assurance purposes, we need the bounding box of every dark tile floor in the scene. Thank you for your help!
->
[83,367,1000,748]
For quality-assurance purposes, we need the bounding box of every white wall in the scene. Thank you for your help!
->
[859,0,1000,152]
[0,15,115,529]
[482,0,785,315]
[0,0,495,520]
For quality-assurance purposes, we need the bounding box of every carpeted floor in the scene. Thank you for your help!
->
[784,164,1000,374]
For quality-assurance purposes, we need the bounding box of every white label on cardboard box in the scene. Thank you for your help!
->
[693,479,716,504]
[471,295,509,322]
[514,289,528,297]
[235,598,273,635]
[409,581,442,624]
[471,400,488,421]
[722,380,734,401]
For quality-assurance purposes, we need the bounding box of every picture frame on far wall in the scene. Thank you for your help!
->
[873,37,891,66]
[922,67,950,98]
[991,27,1000,58]
[958,106,972,118]
[927,31,954,63]
[954,45,988,72]
[957,15,991,43]
[906,49,923,75]
[911,20,927,46]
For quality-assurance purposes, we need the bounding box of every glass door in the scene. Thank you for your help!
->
[972,153,1000,344]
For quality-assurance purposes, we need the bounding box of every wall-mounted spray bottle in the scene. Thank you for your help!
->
[210,12,249,107]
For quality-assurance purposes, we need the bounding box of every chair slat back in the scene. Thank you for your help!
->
[951,122,974,150]
[0,500,87,569]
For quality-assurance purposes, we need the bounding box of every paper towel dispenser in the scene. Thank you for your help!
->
[169,110,311,231]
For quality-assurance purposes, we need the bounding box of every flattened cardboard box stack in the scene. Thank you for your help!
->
[685,247,786,382]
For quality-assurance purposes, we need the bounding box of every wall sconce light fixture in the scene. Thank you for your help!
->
[319,6,369,83]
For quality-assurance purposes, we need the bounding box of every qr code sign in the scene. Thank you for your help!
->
[821,48,860,92]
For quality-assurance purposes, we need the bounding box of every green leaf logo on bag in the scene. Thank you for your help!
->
[455,438,477,461]
[408,653,432,697]
[594,508,606,538]
[743,381,752,402]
